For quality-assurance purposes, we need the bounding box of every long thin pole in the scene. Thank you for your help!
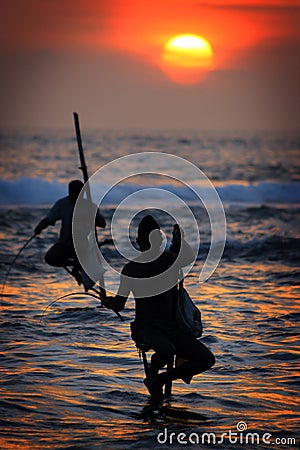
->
[73,112,91,201]
[72,112,107,301]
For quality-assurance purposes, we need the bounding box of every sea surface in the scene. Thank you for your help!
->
[0,130,299,449]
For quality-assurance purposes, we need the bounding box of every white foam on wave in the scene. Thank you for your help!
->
[0,177,299,206]
[0,177,65,205]
[217,181,300,205]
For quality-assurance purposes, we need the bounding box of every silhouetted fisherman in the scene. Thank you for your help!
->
[34,180,106,287]
[106,215,215,403]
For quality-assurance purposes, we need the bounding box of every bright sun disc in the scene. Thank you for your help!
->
[162,34,213,84]
[163,34,213,68]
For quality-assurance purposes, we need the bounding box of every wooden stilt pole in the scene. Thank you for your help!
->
[73,112,106,299]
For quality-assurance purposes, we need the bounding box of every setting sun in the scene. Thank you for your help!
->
[164,34,213,67]
[162,34,214,84]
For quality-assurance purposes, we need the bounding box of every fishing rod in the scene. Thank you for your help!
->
[41,291,103,317]
[41,289,124,321]
[1,234,36,296]
[63,265,123,321]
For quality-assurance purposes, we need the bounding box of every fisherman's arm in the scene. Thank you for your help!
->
[103,267,130,312]
[169,224,195,267]
[104,294,127,312]
[34,200,63,235]
[34,218,49,235]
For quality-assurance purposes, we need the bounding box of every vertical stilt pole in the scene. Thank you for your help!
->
[164,356,174,397]
[73,112,106,298]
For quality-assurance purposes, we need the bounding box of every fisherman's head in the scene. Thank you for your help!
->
[68,180,84,205]
[137,215,162,252]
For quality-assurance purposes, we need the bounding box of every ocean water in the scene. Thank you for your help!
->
[0,130,299,449]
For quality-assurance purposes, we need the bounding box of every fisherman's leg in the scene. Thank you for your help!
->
[131,325,175,373]
[144,327,175,373]
[98,273,106,299]
[133,326,175,402]
[158,333,215,384]
[45,243,71,267]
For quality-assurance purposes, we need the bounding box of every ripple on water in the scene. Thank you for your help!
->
[0,200,299,448]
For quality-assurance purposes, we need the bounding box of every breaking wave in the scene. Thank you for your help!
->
[0,177,299,206]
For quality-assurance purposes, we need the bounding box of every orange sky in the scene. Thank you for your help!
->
[102,0,300,67]
[0,0,299,130]
[2,1,299,57]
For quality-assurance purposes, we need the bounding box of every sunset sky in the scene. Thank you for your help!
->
[0,0,299,130]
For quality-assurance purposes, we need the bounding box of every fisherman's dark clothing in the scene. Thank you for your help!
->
[111,245,215,382]
[40,196,105,268]
[44,242,77,268]
[132,323,215,380]
[116,253,179,327]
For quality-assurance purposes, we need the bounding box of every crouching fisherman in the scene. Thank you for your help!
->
[105,215,215,404]
[34,180,106,291]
